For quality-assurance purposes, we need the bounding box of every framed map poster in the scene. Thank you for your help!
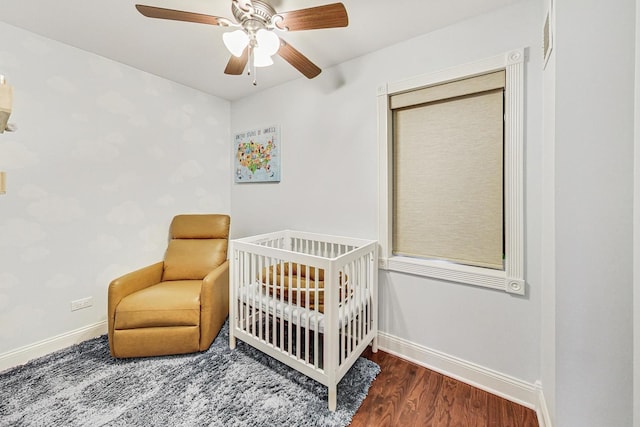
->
[234,125,281,183]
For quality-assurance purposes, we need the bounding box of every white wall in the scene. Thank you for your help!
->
[636,1,640,424]
[554,1,635,426]
[231,0,543,385]
[635,4,640,427]
[0,23,231,355]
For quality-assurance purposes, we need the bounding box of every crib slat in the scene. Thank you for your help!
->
[287,261,293,356]
[295,262,301,362]
[265,256,271,347]
[240,251,244,334]
[346,263,353,359]
[358,257,365,344]
[248,252,254,335]
[258,255,264,341]
[340,265,346,364]
[312,268,317,367]
[277,259,283,350]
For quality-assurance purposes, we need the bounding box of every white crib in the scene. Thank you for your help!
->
[229,230,378,411]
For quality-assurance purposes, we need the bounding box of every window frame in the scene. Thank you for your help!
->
[377,48,526,295]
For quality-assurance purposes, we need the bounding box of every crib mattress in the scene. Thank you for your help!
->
[236,282,371,334]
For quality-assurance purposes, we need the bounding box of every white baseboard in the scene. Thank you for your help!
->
[377,331,551,427]
[535,382,553,427]
[0,321,108,373]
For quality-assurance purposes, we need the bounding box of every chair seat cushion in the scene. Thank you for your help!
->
[114,280,201,329]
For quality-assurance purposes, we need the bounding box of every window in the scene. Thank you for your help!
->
[377,49,526,294]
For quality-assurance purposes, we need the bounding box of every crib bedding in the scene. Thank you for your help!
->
[259,263,349,313]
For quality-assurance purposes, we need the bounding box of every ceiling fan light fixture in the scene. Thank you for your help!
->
[253,47,274,67]
[256,28,280,56]
[223,30,249,57]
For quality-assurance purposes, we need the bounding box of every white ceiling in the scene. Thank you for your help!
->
[0,0,522,101]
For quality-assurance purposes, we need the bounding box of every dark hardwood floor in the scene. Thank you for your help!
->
[351,348,539,427]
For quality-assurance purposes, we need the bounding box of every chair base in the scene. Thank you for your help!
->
[111,326,200,358]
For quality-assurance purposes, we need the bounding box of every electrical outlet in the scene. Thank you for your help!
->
[70,296,93,312]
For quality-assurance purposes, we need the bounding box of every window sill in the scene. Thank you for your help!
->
[378,256,525,295]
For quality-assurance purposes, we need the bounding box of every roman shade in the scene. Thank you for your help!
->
[391,71,505,270]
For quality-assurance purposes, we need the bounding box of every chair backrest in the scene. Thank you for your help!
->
[162,214,230,281]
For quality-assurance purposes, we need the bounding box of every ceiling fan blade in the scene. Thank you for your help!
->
[135,4,230,26]
[277,40,321,79]
[224,47,249,75]
[276,3,348,31]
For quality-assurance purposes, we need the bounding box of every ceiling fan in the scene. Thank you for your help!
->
[135,0,349,84]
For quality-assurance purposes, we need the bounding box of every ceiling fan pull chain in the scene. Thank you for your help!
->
[252,51,258,86]
[247,45,258,86]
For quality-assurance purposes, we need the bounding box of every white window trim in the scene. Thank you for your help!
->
[377,48,526,295]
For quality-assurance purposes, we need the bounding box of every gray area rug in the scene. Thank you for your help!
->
[0,321,379,426]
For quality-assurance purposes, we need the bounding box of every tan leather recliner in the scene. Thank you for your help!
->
[108,214,230,358]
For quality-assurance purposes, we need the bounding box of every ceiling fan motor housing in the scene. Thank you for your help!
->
[232,0,276,27]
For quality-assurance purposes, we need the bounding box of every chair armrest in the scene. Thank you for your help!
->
[199,260,229,349]
[107,261,164,350]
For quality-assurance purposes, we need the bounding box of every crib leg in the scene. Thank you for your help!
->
[229,331,236,349]
[372,335,378,353]
[328,385,337,412]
